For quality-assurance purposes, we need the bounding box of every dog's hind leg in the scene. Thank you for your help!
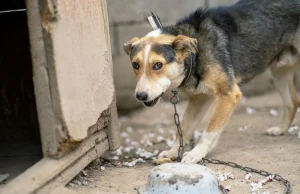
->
[266,55,300,135]
[182,84,242,164]
[158,94,212,160]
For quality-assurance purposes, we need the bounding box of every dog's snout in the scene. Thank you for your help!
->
[136,92,148,101]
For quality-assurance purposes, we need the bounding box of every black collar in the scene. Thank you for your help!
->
[178,53,195,88]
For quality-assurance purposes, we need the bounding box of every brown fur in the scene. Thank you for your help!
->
[201,65,231,95]
[127,35,197,86]
[132,50,172,82]
[206,84,241,133]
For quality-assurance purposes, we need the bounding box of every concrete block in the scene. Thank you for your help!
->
[107,0,206,24]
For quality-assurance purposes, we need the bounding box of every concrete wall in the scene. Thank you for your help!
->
[107,0,293,110]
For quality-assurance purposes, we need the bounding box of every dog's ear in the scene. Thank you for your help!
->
[124,37,139,55]
[173,35,198,56]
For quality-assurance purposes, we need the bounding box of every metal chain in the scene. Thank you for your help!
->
[202,158,292,194]
[170,89,184,161]
[170,89,292,194]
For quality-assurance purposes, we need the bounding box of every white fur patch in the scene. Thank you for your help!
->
[144,44,152,70]
[157,78,171,92]
[167,62,185,88]
[146,29,162,37]
[137,75,150,93]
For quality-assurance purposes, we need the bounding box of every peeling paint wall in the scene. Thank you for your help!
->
[44,0,115,141]
[27,0,119,157]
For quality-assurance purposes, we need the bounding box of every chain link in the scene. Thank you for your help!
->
[170,89,292,194]
[202,158,292,194]
[170,89,184,162]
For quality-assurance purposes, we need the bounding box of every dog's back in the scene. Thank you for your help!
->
[219,0,300,82]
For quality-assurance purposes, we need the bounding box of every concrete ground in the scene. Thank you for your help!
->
[69,92,300,194]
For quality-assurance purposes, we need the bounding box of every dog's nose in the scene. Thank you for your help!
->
[136,92,148,101]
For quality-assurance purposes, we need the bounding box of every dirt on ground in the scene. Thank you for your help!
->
[68,92,300,194]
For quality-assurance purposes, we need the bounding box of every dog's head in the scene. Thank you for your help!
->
[124,29,197,107]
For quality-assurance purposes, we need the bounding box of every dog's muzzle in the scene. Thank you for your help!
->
[144,93,164,107]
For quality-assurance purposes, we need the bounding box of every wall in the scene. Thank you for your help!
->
[107,0,284,110]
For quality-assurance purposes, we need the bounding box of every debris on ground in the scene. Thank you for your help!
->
[69,174,91,187]
[126,126,133,133]
[156,135,164,143]
[244,172,252,180]
[136,148,156,159]
[288,125,299,134]
[250,175,274,194]
[82,170,88,177]
[112,156,119,160]
[269,109,278,117]
[238,125,248,132]
[217,172,235,182]
[224,185,232,192]
[123,158,145,167]
[120,132,128,138]
[246,107,256,114]
[112,147,123,156]
[100,166,105,171]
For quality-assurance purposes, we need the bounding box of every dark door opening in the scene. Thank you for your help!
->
[0,0,42,184]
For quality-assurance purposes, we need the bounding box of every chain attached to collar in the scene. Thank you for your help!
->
[170,89,184,161]
[170,89,292,194]
[149,11,291,194]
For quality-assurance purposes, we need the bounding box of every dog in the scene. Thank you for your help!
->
[124,0,300,164]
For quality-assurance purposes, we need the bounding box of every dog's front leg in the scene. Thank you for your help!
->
[182,85,241,164]
[158,94,212,160]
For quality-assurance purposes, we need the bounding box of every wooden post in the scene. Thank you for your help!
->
[0,0,119,193]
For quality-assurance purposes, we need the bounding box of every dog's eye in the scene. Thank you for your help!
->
[132,62,139,70]
[153,62,163,70]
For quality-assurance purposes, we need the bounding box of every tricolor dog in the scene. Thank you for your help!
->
[124,0,300,163]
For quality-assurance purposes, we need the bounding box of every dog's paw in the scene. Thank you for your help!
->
[158,149,178,159]
[266,126,284,136]
[181,145,208,164]
[181,151,204,164]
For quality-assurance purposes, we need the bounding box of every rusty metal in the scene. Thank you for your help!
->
[170,90,292,194]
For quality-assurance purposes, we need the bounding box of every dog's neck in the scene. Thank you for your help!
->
[161,25,202,90]
[177,53,196,88]
[161,9,210,90]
